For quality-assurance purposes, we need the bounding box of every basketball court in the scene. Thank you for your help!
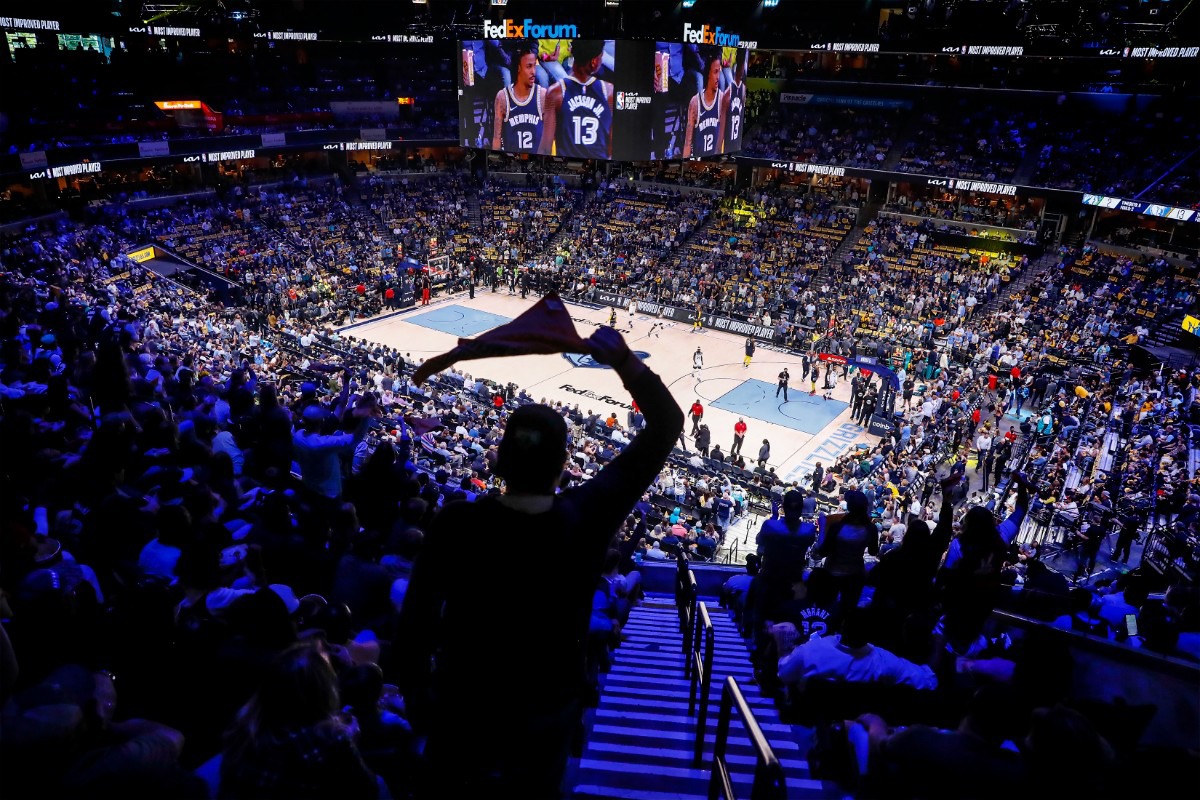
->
[343,291,878,485]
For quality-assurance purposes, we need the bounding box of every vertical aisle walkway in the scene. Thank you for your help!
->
[571,596,838,799]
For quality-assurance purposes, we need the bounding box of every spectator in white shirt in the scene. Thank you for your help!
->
[644,541,669,560]
[975,431,993,474]
[777,607,937,691]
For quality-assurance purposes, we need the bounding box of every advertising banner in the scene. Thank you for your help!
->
[138,141,171,157]
[589,290,778,341]
[1083,193,1197,223]
[126,246,156,263]
[332,100,401,119]
[18,151,48,170]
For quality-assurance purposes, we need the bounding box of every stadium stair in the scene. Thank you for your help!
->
[542,186,596,259]
[465,190,483,229]
[979,250,1056,317]
[1142,310,1189,350]
[570,595,835,800]
[1011,146,1042,187]
[879,121,916,172]
[641,207,722,283]
[812,222,868,293]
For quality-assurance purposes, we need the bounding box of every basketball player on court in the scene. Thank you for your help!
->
[540,40,614,159]
[682,50,725,159]
[721,49,747,154]
[493,42,546,153]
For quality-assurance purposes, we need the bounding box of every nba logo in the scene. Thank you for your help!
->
[616,92,625,110]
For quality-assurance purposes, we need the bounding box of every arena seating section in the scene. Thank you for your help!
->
[2,121,1198,800]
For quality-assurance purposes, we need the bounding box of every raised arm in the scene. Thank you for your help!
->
[716,89,727,154]
[493,89,506,150]
[682,96,697,158]
[539,83,562,155]
[997,471,1032,544]
[720,88,732,154]
[569,327,684,535]
[605,82,615,159]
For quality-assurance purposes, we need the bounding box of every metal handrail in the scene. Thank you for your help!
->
[675,549,688,626]
[708,677,787,800]
[676,552,697,656]
[723,539,739,564]
[682,571,698,659]
[690,601,715,765]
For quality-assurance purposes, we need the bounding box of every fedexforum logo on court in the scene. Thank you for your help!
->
[483,19,578,38]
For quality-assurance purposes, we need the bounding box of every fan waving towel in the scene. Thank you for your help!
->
[402,415,444,437]
[412,293,591,386]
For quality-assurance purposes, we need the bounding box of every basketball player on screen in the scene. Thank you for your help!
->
[722,48,748,154]
[682,50,724,159]
[493,42,546,153]
[540,40,614,159]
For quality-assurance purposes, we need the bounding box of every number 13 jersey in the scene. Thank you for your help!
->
[725,80,745,152]
[556,76,610,159]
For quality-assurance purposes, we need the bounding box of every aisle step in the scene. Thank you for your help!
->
[571,592,838,798]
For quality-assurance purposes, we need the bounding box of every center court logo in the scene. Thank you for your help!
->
[483,19,578,38]
[562,351,650,369]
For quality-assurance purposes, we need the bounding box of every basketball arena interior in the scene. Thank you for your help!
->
[1,1,1198,797]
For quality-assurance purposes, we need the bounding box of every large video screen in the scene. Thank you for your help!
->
[457,39,748,161]
[646,42,748,160]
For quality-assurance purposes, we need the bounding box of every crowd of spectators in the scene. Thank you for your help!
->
[559,183,715,278]
[745,100,896,169]
[1032,110,1199,201]
[590,187,853,333]
[886,194,1041,235]
[716,258,1200,800]
[894,106,1030,183]
[4,41,456,154]
[1,166,1198,798]
[476,180,581,266]
[0,199,684,796]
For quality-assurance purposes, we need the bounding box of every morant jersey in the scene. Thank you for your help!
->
[501,84,545,153]
[556,76,611,159]
[692,89,721,157]
[724,80,745,153]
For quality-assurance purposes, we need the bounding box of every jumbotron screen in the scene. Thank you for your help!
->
[457,39,748,160]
